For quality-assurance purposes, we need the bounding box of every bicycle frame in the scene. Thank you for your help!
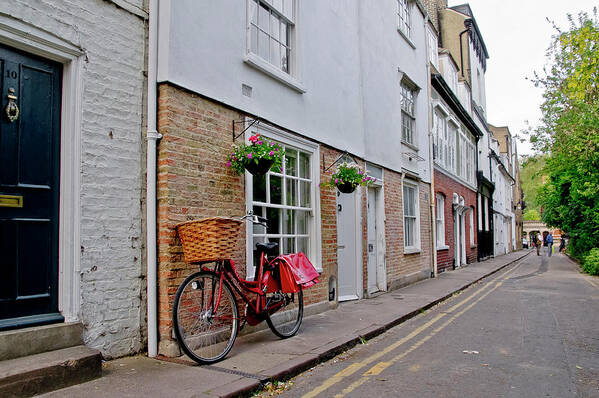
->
[199,251,284,322]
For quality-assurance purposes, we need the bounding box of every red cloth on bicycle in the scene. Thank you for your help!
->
[278,252,319,293]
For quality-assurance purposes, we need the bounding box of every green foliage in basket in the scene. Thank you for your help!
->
[323,162,375,190]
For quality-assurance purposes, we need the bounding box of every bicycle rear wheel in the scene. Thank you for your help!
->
[265,287,303,338]
[173,271,239,364]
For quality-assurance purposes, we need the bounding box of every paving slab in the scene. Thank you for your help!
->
[43,250,531,398]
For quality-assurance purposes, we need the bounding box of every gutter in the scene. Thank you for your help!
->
[146,0,162,358]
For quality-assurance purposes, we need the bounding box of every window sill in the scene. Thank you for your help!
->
[244,53,306,94]
[402,140,419,152]
[404,247,421,254]
[397,28,416,49]
[436,244,449,251]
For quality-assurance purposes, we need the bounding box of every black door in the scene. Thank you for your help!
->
[0,44,63,330]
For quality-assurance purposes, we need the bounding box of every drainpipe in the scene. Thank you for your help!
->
[458,23,470,79]
[423,15,438,278]
[146,0,162,358]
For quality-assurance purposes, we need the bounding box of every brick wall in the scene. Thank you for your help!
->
[3,1,147,358]
[156,84,340,355]
[385,173,433,290]
[434,169,477,272]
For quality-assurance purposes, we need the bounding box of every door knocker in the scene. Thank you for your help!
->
[5,88,19,123]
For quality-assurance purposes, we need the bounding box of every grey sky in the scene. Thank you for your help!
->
[448,1,597,156]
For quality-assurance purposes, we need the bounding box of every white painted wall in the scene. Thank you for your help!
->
[1,0,146,358]
[157,0,430,179]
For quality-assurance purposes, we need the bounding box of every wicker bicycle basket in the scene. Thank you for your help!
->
[175,217,242,263]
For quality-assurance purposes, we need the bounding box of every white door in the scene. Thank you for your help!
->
[367,187,378,294]
[460,212,467,265]
[337,190,359,301]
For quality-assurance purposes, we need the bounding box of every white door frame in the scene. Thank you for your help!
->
[0,16,84,322]
[337,188,363,301]
[367,183,386,294]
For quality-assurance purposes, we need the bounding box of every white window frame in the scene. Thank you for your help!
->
[245,0,305,93]
[435,194,448,249]
[397,0,412,43]
[400,81,417,147]
[403,180,420,252]
[426,25,438,69]
[447,120,458,173]
[244,122,321,278]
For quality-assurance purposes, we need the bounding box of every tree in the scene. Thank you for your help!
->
[519,155,546,214]
[528,10,599,261]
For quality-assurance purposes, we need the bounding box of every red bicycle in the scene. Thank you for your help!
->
[172,214,307,364]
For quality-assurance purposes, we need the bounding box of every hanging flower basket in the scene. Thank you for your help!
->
[226,133,284,176]
[324,162,375,194]
[245,158,275,176]
[337,181,358,194]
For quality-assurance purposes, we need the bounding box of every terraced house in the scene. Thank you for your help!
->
[153,0,435,357]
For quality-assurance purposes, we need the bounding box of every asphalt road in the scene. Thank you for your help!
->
[273,252,599,398]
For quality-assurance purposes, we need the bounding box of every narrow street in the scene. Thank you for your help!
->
[276,253,599,398]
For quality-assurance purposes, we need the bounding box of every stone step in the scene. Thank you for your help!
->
[0,322,84,361]
[0,345,101,397]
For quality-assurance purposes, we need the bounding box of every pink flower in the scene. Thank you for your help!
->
[247,153,253,159]
[258,141,263,145]
[269,151,274,156]
[248,134,260,143]
[226,161,232,167]
[358,170,363,175]
[335,178,339,184]
[362,178,367,182]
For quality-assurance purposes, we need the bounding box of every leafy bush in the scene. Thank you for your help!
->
[582,248,599,276]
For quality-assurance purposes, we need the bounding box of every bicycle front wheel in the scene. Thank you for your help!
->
[173,271,239,364]
[265,287,303,338]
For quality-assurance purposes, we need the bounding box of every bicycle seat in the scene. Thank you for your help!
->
[256,242,279,256]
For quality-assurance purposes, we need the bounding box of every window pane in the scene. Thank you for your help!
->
[259,4,269,32]
[273,0,283,15]
[267,207,281,234]
[297,237,308,255]
[270,38,280,68]
[280,22,288,46]
[253,174,266,203]
[286,178,297,206]
[284,209,295,234]
[250,0,258,24]
[299,152,310,178]
[300,181,310,207]
[281,45,289,72]
[297,210,308,234]
[283,237,295,254]
[285,149,297,176]
[270,175,282,204]
[250,25,258,54]
[405,218,413,246]
[283,0,293,20]
[259,30,269,60]
[270,13,280,41]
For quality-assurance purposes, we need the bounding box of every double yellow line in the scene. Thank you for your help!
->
[303,260,524,398]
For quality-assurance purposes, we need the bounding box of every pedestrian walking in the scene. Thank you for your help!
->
[536,235,542,256]
[547,233,554,257]
[559,237,566,253]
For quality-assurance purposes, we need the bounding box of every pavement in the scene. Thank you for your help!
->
[40,250,532,398]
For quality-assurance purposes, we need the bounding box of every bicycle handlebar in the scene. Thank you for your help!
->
[241,213,268,228]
